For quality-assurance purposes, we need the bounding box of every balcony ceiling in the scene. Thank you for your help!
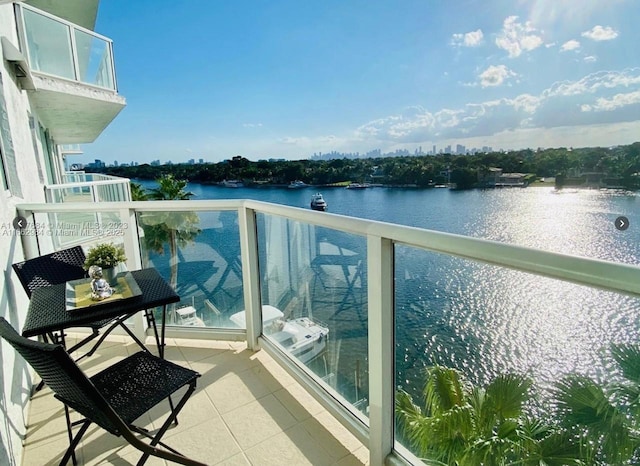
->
[24,0,99,30]
[29,74,125,144]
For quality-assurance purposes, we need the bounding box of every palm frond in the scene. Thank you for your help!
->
[485,374,532,422]
[611,344,640,384]
[555,375,637,464]
[423,365,467,415]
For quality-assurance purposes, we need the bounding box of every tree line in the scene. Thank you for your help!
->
[96,142,640,189]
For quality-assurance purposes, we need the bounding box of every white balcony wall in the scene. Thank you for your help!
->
[0,6,66,465]
[0,3,125,462]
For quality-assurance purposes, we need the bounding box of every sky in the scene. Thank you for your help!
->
[83,0,640,165]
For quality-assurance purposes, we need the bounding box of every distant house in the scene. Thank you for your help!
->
[562,171,624,189]
[478,168,528,187]
[497,172,527,187]
[478,167,503,187]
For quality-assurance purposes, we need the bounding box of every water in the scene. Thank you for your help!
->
[140,181,640,402]
[185,184,640,260]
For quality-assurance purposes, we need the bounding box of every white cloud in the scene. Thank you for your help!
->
[280,136,309,144]
[581,90,640,112]
[479,65,517,88]
[243,123,263,128]
[560,40,580,52]
[584,55,597,63]
[582,25,619,41]
[495,16,544,58]
[452,29,484,47]
[511,94,541,113]
[353,69,640,145]
[545,69,640,97]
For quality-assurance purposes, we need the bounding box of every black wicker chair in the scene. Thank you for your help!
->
[12,246,126,359]
[0,318,204,466]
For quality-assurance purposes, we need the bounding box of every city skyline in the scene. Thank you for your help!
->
[84,0,640,165]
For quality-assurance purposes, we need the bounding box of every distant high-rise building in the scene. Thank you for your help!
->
[456,144,465,155]
[445,145,452,154]
[433,145,436,154]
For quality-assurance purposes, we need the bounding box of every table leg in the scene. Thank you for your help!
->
[144,309,162,357]
[160,304,167,359]
[158,304,177,423]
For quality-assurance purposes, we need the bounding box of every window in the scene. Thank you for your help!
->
[0,72,23,197]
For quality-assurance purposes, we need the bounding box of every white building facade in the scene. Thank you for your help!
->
[0,1,124,463]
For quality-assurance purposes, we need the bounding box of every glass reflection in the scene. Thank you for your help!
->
[394,244,640,463]
[257,214,369,413]
[137,210,244,327]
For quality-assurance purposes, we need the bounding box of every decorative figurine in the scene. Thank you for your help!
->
[89,265,113,300]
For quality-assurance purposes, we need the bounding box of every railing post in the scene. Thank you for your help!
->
[121,207,145,341]
[367,235,394,465]
[238,205,261,350]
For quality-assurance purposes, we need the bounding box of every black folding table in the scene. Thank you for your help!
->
[22,268,179,359]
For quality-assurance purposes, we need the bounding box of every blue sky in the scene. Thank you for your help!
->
[85,0,640,165]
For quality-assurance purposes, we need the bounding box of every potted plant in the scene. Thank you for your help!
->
[84,243,127,285]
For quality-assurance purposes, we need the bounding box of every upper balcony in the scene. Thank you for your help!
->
[44,171,132,204]
[12,3,126,143]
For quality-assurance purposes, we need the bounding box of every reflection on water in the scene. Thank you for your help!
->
[395,247,640,403]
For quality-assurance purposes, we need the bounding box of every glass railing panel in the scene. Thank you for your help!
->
[60,144,83,153]
[393,244,640,464]
[25,210,126,250]
[22,8,74,80]
[137,209,244,327]
[63,172,87,183]
[256,213,369,412]
[73,28,114,89]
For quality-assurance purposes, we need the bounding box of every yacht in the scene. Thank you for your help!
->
[230,305,329,364]
[310,192,328,211]
[288,180,308,189]
[346,182,371,189]
[221,179,243,188]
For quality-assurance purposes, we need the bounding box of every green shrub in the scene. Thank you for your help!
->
[84,243,126,270]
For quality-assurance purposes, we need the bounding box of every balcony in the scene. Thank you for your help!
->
[14,199,640,465]
[13,3,126,143]
[22,334,368,465]
[45,172,132,204]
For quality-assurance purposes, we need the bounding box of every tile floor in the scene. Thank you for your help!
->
[20,334,369,465]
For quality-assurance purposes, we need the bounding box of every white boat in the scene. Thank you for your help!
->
[288,180,308,189]
[221,179,243,188]
[175,306,205,327]
[310,193,327,211]
[346,183,370,189]
[230,305,329,364]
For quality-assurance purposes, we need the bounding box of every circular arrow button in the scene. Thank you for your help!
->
[615,216,629,231]
[13,216,27,231]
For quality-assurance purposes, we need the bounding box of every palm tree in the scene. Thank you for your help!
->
[396,365,581,465]
[554,344,640,465]
[139,175,200,296]
[130,182,148,201]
